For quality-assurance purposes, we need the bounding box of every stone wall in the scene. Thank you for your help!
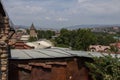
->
[0,14,10,80]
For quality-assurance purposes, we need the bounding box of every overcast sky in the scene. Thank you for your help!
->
[2,0,120,28]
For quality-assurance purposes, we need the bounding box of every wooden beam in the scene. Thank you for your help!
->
[29,62,52,69]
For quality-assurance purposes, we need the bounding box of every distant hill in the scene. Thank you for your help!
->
[13,25,42,30]
[13,25,59,31]
[66,24,120,30]
[13,25,29,30]
[13,24,120,31]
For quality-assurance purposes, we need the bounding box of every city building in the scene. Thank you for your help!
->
[20,35,30,42]
[89,45,110,52]
[12,41,34,49]
[9,48,120,80]
[9,48,97,80]
[26,39,53,49]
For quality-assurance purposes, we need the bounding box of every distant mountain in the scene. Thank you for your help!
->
[66,24,120,30]
[13,24,120,31]
[13,25,29,30]
[13,25,59,31]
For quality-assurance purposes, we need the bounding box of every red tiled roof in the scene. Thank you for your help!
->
[13,41,34,49]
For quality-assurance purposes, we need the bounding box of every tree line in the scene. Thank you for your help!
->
[27,28,116,51]
[28,30,55,42]
[54,28,116,51]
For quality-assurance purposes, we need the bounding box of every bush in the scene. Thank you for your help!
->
[86,54,120,80]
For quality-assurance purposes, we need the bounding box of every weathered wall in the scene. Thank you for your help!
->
[9,57,92,80]
[52,65,66,80]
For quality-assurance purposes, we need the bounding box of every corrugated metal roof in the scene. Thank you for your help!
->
[11,47,119,60]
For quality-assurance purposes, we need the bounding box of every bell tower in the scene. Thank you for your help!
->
[29,23,37,38]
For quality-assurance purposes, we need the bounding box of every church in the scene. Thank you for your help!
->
[29,23,38,38]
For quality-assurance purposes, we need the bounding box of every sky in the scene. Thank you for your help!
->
[2,0,120,28]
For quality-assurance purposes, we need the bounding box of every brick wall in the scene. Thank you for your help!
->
[9,57,92,80]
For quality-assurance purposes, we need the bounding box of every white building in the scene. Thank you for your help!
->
[20,35,30,42]
[25,39,53,49]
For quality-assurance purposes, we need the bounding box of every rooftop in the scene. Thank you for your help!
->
[10,47,120,60]
[0,0,6,16]
[30,23,36,30]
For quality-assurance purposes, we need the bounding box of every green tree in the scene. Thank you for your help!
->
[55,28,71,48]
[37,30,45,39]
[95,33,116,45]
[86,55,120,80]
[28,37,37,42]
[37,30,55,39]
[73,29,97,50]
[69,30,77,49]
[26,29,30,34]
[45,30,55,39]
[55,29,97,50]
[110,46,119,53]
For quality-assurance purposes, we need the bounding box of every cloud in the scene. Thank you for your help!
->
[78,0,88,3]
[77,0,120,14]
[45,17,51,20]
[57,17,68,21]
[2,0,120,28]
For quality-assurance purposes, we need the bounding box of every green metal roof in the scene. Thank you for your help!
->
[10,47,116,60]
